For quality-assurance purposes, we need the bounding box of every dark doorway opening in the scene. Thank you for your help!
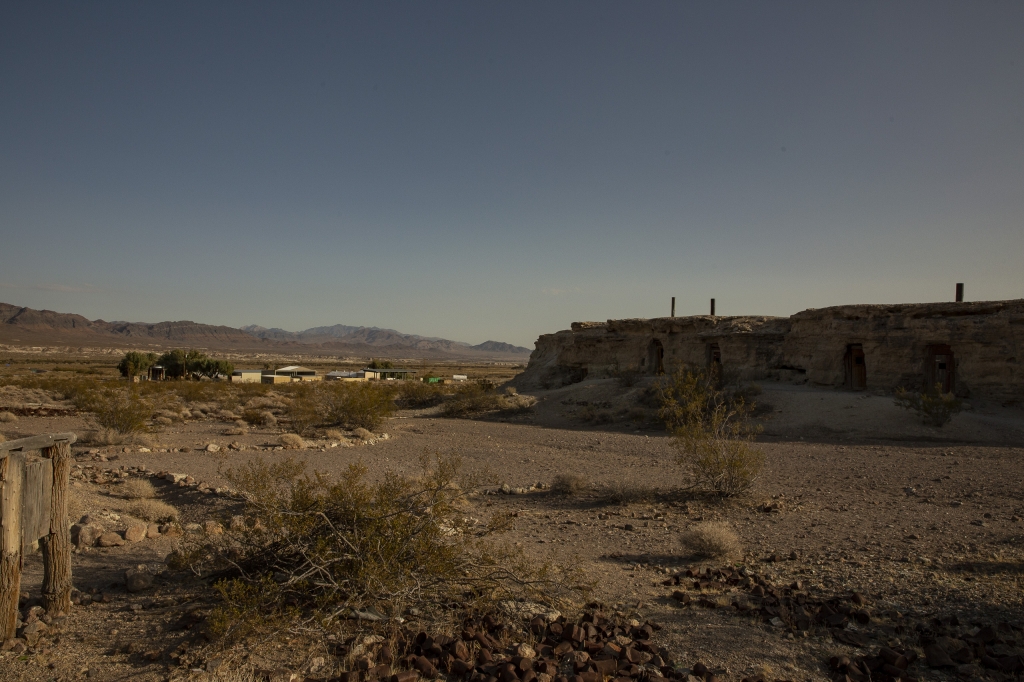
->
[706,343,722,368]
[706,343,722,383]
[647,339,665,375]
[926,344,955,393]
[844,344,866,390]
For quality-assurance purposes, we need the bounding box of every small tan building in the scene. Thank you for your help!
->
[231,369,264,383]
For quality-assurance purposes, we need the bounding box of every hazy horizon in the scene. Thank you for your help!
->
[3,2,1022,347]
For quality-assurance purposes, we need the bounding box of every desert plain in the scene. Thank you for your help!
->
[0,351,1022,682]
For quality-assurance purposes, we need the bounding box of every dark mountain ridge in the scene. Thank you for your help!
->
[0,302,531,358]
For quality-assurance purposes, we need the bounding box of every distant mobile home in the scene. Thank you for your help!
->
[325,371,368,382]
[261,366,322,383]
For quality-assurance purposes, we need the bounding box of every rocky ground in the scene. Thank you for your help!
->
[0,378,1022,681]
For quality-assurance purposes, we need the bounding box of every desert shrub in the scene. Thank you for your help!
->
[592,410,614,425]
[502,391,537,414]
[680,521,742,560]
[128,499,179,523]
[121,478,157,500]
[328,382,395,431]
[241,408,269,426]
[324,428,345,441]
[551,473,588,496]
[659,368,765,496]
[279,433,306,449]
[442,383,536,418]
[171,455,564,642]
[217,409,239,421]
[894,384,963,427]
[285,383,395,434]
[395,380,446,408]
[82,428,124,446]
[351,427,373,441]
[0,411,17,423]
[223,426,246,436]
[577,405,596,422]
[597,482,655,505]
[0,433,5,443]
[91,388,152,435]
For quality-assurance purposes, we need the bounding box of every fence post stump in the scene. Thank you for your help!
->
[0,455,24,641]
[41,441,72,614]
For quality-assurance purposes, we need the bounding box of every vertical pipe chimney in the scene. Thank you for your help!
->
[955,283,964,302]
[671,297,675,318]
[710,298,716,316]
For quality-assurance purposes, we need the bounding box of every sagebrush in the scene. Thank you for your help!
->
[659,368,765,496]
[894,383,963,427]
[171,455,569,642]
[91,388,152,435]
[286,382,395,434]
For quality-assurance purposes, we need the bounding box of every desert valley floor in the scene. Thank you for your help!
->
[1,377,1023,682]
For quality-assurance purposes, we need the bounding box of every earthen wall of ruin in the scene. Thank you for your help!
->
[516,300,1024,403]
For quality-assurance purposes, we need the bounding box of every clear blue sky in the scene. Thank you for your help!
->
[2,2,1022,347]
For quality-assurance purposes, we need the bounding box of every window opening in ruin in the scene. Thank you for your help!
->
[706,342,722,384]
[926,344,955,393]
[706,343,722,368]
[647,339,665,375]
[844,344,866,390]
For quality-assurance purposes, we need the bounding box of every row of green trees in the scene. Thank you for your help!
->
[117,349,234,381]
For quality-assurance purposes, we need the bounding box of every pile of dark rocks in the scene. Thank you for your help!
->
[310,605,729,682]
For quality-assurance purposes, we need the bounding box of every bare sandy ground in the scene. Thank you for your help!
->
[1,380,1023,681]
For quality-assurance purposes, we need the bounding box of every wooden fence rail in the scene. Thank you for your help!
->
[0,432,76,641]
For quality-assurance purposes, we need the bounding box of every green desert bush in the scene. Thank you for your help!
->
[286,382,394,434]
[894,383,963,427]
[395,380,447,408]
[659,368,765,496]
[442,383,536,418]
[171,455,566,642]
[91,388,152,435]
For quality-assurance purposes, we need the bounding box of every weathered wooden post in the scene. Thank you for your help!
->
[0,433,75,640]
[41,440,72,614]
[710,298,716,316]
[0,452,24,640]
[956,283,964,302]
[671,297,675,318]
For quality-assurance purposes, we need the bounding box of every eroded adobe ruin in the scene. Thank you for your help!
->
[517,300,1024,404]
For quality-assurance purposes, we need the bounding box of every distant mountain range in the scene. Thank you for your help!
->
[0,302,532,359]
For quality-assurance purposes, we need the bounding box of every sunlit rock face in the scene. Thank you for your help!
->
[516,300,1024,403]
